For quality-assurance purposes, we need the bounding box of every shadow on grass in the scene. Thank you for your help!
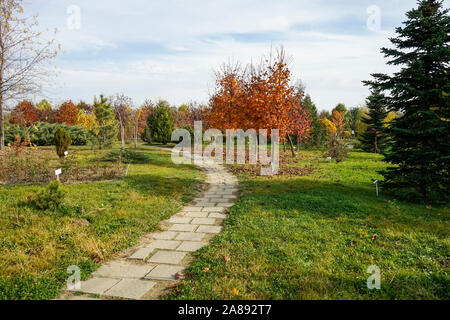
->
[238,178,447,223]
[124,173,202,197]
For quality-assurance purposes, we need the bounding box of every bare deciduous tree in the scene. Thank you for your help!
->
[0,0,59,149]
[112,93,133,149]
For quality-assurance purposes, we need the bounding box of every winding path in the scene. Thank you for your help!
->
[62,152,238,300]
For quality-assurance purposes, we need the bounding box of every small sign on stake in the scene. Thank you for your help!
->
[372,179,379,197]
[55,168,62,181]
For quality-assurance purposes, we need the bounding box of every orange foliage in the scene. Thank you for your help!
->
[9,101,39,127]
[208,51,311,141]
[331,110,346,138]
[208,64,246,130]
[55,101,79,125]
[137,104,153,136]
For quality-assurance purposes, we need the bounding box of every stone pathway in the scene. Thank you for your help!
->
[61,155,238,300]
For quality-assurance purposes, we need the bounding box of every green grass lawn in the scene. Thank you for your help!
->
[0,143,204,300]
[168,150,449,300]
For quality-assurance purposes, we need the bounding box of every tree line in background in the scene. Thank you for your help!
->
[1,94,208,149]
[0,50,399,159]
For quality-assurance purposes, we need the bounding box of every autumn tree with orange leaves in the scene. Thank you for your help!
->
[208,62,246,131]
[55,101,79,125]
[208,49,311,157]
[9,101,39,127]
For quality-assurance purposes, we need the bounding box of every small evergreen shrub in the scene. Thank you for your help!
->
[54,127,72,158]
[145,101,174,144]
[30,180,66,210]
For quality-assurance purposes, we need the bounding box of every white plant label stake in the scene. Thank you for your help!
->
[373,179,379,197]
[55,168,62,181]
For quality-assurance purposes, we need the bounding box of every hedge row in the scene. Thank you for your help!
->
[5,122,92,146]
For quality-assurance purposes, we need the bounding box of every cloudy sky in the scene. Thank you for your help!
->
[24,0,419,111]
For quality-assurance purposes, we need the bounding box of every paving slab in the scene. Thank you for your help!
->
[128,247,154,260]
[191,218,216,225]
[182,207,203,212]
[169,224,198,232]
[193,202,216,207]
[175,232,206,241]
[196,225,223,234]
[104,279,156,300]
[209,198,227,202]
[202,207,225,212]
[184,212,209,218]
[92,261,154,278]
[145,265,185,281]
[176,241,208,252]
[148,250,187,265]
[148,239,181,250]
[73,277,120,295]
[208,212,227,219]
[169,217,192,224]
[153,231,178,240]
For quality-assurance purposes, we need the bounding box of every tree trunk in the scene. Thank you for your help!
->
[283,140,286,153]
[120,123,125,149]
[134,122,138,149]
[287,135,295,157]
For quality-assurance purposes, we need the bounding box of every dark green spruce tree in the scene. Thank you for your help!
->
[359,89,388,153]
[302,94,323,147]
[365,0,450,202]
[146,100,174,144]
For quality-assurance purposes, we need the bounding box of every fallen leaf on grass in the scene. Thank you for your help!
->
[203,267,210,273]
[92,254,102,263]
[175,272,184,280]
[230,288,239,296]
[372,234,379,241]
[224,256,231,262]
[350,241,358,247]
